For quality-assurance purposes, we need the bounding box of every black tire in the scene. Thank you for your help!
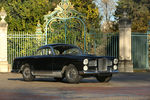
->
[22,65,35,81]
[65,65,82,83]
[96,74,112,82]
[54,77,64,82]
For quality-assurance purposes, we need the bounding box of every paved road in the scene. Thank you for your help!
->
[0,72,150,100]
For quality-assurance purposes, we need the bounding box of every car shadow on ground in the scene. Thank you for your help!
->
[8,77,100,83]
[8,78,24,81]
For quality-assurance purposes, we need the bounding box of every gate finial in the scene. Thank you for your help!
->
[36,20,42,35]
[0,7,7,22]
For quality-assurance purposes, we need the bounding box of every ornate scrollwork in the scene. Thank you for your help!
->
[44,0,84,32]
[54,1,74,18]
[43,0,86,53]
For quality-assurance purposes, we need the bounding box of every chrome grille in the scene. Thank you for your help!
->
[98,59,112,71]
[88,60,97,66]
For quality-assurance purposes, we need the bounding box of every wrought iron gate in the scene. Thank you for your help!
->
[44,0,87,53]
[7,31,45,64]
[132,33,149,69]
[7,31,150,70]
[87,33,119,58]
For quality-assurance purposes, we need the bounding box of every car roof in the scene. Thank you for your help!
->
[45,43,77,47]
[38,43,78,52]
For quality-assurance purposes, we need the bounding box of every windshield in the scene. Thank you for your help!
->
[53,46,83,56]
[36,44,83,56]
[62,48,82,55]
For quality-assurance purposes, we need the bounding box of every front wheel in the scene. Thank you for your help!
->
[22,66,35,81]
[96,74,112,82]
[65,65,82,83]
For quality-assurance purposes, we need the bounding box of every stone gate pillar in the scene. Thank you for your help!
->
[0,7,9,72]
[118,12,133,72]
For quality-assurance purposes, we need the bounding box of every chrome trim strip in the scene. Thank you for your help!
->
[79,70,118,75]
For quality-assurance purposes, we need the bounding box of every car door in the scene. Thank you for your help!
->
[33,47,54,74]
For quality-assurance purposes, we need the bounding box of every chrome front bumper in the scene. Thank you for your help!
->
[79,70,118,75]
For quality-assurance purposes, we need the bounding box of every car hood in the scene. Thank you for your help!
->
[80,54,115,60]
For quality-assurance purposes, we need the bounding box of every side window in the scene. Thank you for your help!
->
[36,50,43,55]
[37,48,52,56]
[53,49,60,55]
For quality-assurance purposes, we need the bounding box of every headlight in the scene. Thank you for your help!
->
[113,65,118,70]
[83,66,88,71]
[113,59,118,64]
[83,59,88,65]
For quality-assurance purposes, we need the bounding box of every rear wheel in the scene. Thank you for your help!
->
[96,74,112,82]
[65,65,82,83]
[22,65,35,81]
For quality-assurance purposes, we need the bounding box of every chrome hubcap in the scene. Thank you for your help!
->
[23,68,30,78]
[68,68,77,79]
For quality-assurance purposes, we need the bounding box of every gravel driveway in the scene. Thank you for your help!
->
[0,72,150,100]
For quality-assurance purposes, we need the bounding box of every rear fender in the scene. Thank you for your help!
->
[61,65,68,74]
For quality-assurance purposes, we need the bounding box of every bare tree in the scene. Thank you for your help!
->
[93,0,117,32]
[93,0,117,22]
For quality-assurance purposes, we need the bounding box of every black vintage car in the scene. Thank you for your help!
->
[12,44,118,83]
